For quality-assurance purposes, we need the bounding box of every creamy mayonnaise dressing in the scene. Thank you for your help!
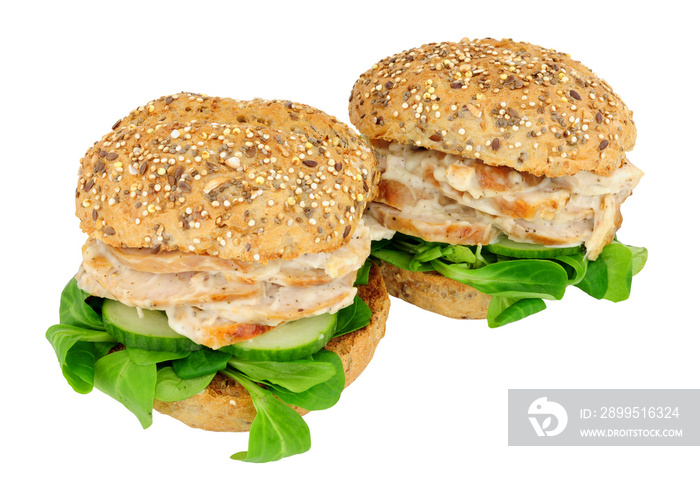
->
[76,220,372,347]
[369,142,643,259]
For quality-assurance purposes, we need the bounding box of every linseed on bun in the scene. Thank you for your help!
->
[76,93,380,263]
[73,94,391,436]
[349,38,642,321]
[349,38,635,178]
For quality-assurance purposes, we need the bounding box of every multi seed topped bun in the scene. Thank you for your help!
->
[349,37,635,177]
[53,93,392,458]
[349,38,644,322]
[76,93,379,263]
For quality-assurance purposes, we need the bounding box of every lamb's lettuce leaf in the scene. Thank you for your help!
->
[59,278,104,330]
[372,233,646,328]
[94,350,157,429]
[430,259,568,300]
[154,367,216,402]
[334,296,372,338]
[486,297,547,328]
[267,349,345,411]
[172,348,232,379]
[227,370,311,463]
[47,278,372,463]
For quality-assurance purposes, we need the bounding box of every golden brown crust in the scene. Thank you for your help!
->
[154,373,258,432]
[76,93,379,263]
[153,264,390,432]
[349,38,635,178]
[377,261,490,320]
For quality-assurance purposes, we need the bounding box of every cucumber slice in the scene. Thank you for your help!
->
[225,312,337,362]
[485,237,582,259]
[102,299,203,353]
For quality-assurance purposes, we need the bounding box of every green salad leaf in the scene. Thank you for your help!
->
[372,233,647,327]
[629,245,648,276]
[47,278,374,463]
[155,366,217,402]
[354,259,371,286]
[126,347,191,366]
[94,350,157,429]
[226,370,311,463]
[576,242,633,302]
[430,259,568,300]
[486,297,547,328]
[172,348,232,379]
[334,296,372,338]
[227,356,336,393]
[370,247,414,271]
[267,349,345,411]
[46,324,114,395]
[553,254,588,286]
[59,278,105,330]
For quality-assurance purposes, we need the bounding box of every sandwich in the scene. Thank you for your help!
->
[46,93,390,462]
[348,38,647,327]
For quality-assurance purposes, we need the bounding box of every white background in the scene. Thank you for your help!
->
[2,1,697,502]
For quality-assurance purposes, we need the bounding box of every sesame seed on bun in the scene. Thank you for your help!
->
[349,38,636,178]
[76,93,379,263]
[348,38,645,323]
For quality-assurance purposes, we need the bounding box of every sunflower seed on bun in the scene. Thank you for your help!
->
[48,93,390,462]
[349,38,645,323]
[77,93,379,262]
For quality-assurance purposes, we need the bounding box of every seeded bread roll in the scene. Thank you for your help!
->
[153,263,390,432]
[349,38,635,177]
[377,261,489,320]
[76,93,379,263]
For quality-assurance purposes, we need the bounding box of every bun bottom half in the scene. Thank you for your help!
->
[153,263,390,432]
[376,261,490,320]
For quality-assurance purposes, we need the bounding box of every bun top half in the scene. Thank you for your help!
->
[75,93,378,263]
[349,38,635,177]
